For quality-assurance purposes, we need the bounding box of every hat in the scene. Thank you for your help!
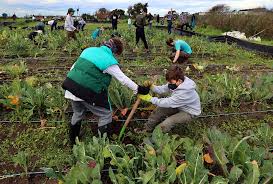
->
[68,8,75,13]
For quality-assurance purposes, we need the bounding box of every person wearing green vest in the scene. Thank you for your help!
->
[62,38,150,145]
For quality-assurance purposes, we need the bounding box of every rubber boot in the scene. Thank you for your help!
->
[69,122,81,146]
[97,124,113,136]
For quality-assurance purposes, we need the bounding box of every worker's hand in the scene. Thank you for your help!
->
[137,85,150,95]
[138,94,152,102]
[143,80,154,88]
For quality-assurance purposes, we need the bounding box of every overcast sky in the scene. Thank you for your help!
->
[1,0,273,17]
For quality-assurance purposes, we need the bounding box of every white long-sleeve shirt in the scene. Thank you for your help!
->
[64,14,76,32]
[64,64,138,101]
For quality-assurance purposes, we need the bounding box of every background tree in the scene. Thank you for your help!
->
[209,4,230,13]
[2,13,8,18]
[111,9,125,18]
[127,2,148,17]
[95,8,110,21]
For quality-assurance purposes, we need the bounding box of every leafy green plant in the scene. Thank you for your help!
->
[253,123,273,160]
[3,61,28,78]
[24,86,48,119]
[45,133,109,183]
[109,79,135,112]
[12,151,28,175]
[178,144,209,184]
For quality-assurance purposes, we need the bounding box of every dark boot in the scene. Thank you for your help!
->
[69,122,81,145]
[97,124,113,136]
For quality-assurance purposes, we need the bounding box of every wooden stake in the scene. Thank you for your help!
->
[118,98,141,141]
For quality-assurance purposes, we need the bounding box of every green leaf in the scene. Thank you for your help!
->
[231,135,253,164]
[42,167,62,180]
[103,147,112,158]
[166,162,176,183]
[228,166,243,183]
[91,179,103,184]
[210,176,229,184]
[244,161,260,184]
[142,170,156,184]
[260,160,273,177]
[109,167,118,184]
[152,126,164,148]
[162,144,172,164]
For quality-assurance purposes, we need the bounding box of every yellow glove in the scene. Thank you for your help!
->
[138,94,152,102]
[143,80,154,89]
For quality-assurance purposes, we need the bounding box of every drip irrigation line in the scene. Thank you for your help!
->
[0,109,272,124]
[0,168,118,179]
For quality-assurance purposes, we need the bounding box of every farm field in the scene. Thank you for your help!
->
[0,20,273,184]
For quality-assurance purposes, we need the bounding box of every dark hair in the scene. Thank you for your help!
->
[166,65,185,81]
[143,7,148,13]
[166,38,174,46]
[111,38,123,55]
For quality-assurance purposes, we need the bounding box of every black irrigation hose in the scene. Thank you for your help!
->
[0,168,118,179]
[156,26,273,57]
[0,109,272,124]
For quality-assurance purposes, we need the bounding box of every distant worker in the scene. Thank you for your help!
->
[111,12,118,30]
[147,13,153,29]
[180,13,192,32]
[28,30,43,44]
[78,18,86,31]
[191,14,196,30]
[12,13,17,20]
[179,13,187,34]
[133,8,149,52]
[36,19,45,33]
[138,66,201,133]
[166,10,174,34]
[156,14,160,26]
[166,38,192,63]
[65,8,77,40]
[128,16,132,29]
[91,27,104,40]
[48,19,58,31]
[62,38,150,145]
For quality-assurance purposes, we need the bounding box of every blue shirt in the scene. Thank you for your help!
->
[174,40,192,54]
[92,28,100,40]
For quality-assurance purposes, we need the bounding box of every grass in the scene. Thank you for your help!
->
[194,25,223,36]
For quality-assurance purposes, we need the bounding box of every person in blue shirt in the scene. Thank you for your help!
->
[166,38,192,63]
[92,27,104,40]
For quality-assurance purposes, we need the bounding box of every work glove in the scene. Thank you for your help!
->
[138,94,152,102]
[137,85,150,95]
[143,80,153,88]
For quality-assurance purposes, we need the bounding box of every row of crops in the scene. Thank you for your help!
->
[0,23,273,183]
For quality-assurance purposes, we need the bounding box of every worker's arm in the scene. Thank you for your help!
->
[152,84,170,95]
[172,50,180,63]
[103,65,138,94]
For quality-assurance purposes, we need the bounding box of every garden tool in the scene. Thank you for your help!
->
[118,98,141,141]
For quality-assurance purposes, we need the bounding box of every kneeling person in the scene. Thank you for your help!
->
[139,65,201,133]
[166,38,192,63]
